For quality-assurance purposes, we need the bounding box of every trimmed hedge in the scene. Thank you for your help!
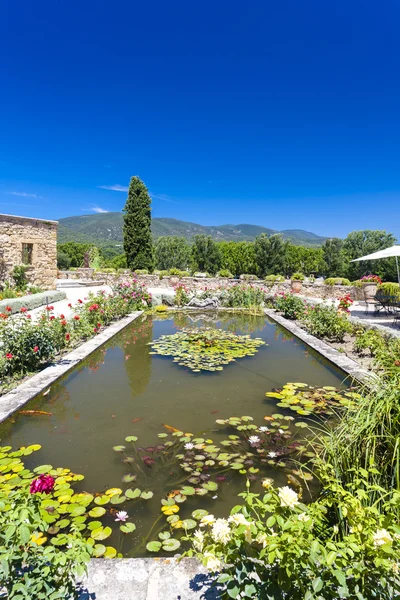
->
[0,291,67,315]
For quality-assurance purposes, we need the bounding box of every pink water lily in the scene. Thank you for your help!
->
[115,510,128,522]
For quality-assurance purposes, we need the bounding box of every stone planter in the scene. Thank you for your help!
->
[291,280,303,293]
[361,282,377,301]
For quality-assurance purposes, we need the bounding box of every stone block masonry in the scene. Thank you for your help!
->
[0,213,58,288]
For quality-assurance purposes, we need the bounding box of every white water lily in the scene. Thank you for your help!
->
[278,486,299,509]
[268,451,277,458]
[203,551,222,572]
[184,442,194,450]
[193,529,205,552]
[259,426,269,432]
[211,518,231,544]
[200,514,216,527]
[248,436,260,445]
[373,528,393,546]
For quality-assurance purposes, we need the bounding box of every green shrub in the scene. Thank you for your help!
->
[377,282,400,299]
[0,291,66,315]
[12,265,30,291]
[240,274,258,281]
[223,285,267,309]
[157,270,169,279]
[134,269,149,275]
[168,268,190,277]
[302,303,351,341]
[274,293,306,320]
[173,284,190,307]
[291,272,305,281]
[324,277,351,286]
[264,274,285,283]
[218,269,234,278]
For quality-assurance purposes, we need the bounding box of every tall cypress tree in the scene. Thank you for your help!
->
[123,176,154,271]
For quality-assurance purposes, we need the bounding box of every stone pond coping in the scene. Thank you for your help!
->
[77,558,214,600]
[264,309,376,386]
[0,290,67,314]
[0,311,143,424]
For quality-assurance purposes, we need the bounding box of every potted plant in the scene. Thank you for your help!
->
[338,294,353,314]
[291,272,305,293]
[359,274,382,301]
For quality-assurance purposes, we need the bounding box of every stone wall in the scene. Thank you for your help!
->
[58,270,365,301]
[0,214,58,289]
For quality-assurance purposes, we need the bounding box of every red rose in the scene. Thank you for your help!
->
[73,315,80,321]
[59,314,65,319]
[5,353,13,360]
[78,299,83,304]
[29,474,55,494]
[60,319,67,326]
[20,307,27,313]
[68,303,72,308]
[50,315,55,320]
[33,346,39,353]
[65,333,70,341]
[26,314,31,319]
[5,306,11,312]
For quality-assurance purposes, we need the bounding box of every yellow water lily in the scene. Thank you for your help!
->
[161,504,179,515]
[30,532,47,545]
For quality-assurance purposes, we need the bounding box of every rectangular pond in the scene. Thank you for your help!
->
[0,311,348,556]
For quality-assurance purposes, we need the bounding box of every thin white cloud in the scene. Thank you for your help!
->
[91,206,109,213]
[11,191,42,198]
[150,191,179,204]
[98,184,128,192]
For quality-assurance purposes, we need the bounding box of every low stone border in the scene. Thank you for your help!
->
[265,309,375,385]
[0,290,67,314]
[78,558,212,600]
[0,311,143,424]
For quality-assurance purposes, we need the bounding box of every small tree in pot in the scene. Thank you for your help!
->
[291,272,305,293]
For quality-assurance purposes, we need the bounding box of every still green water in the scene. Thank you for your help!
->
[0,312,347,555]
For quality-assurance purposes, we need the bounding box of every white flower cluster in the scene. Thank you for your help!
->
[373,528,393,546]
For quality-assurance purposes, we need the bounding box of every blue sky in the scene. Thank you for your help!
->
[1,0,399,239]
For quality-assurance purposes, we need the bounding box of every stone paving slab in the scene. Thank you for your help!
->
[0,311,143,423]
[78,558,220,600]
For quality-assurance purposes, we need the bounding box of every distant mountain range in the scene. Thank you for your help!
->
[58,213,327,247]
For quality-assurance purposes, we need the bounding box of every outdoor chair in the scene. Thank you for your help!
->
[372,294,400,315]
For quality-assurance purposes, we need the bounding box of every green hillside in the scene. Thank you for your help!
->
[58,213,327,247]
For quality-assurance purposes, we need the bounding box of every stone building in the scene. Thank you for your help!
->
[0,214,58,288]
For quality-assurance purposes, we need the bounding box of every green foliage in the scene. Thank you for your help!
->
[187,473,400,599]
[135,269,149,275]
[264,274,284,283]
[322,237,346,277]
[168,267,190,277]
[173,284,190,307]
[353,327,400,377]
[155,236,191,270]
[377,282,400,299]
[291,272,305,281]
[12,265,30,291]
[284,245,324,277]
[0,445,102,598]
[218,269,234,278]
[274,293,306,320]
[344,230,397,281]
[57,242,94,268]
[302,303,352,342]
[254,233,287,277]
[222,285,268,310]
[266,382,360,417]
[191,235,221,275]
[56,250,71,270]
[110,253,127,270]
[324,277,351,285]
[149,328,265,372]
[240,274,258,281]
[123,176,154,272]
[218,241,256,277]
[0,291,64,315]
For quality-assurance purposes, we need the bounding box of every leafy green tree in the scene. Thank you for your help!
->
[322,238,347,277]
[57,250,71,270]
[123,176,154,272]
[254,233,287,277]
[343,230,396,281]
[191,235,221,275]
[110,254,127,269]
[155,236,191,270]
[57,242,93,268]
[218,241,256,277]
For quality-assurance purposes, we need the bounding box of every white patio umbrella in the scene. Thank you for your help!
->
[350,245,400,284]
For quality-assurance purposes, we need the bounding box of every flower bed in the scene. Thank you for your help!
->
[0,277,151,391]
